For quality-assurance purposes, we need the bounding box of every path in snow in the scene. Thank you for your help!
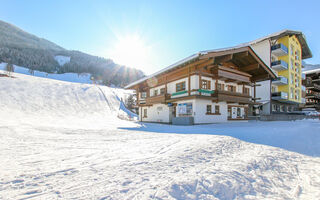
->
[0,72,320,199]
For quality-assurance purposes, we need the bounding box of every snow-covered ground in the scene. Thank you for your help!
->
[0,71,320,199]
[0,62,92,84]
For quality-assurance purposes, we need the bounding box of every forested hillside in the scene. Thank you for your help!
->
[0,20,144,86]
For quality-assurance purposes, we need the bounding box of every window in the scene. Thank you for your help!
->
[202,80,211,90]
[291,59,294,70]
[288,106,291,112]
[290,45,294,56]
[290,88,294,99]
[217,83,224,91]
[154,89,158,96]
[160,88,165,95]
[178,103,192,116]
[227,85,236,92]
[243,87,250,95]
[141,92,147,99]
[291,73,294,84]
[206,105,212,114]
[143,108,147,118]
[215,105,220,114]
[272,104,277,112]
[176,81,186,92]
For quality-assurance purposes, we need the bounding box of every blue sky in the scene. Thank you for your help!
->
[0,0,319,74]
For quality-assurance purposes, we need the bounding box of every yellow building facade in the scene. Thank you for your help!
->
[272,35,302,103]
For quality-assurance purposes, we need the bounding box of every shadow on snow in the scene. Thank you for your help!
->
[119,120,320,157]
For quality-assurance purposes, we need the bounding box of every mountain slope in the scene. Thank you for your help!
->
[0,20,144,86]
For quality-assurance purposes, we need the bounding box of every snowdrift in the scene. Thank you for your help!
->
[0,70,136,128]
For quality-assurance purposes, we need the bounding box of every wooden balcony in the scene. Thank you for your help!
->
[212,90,252,104]
[211,66,251,83]
[146,94,170,105]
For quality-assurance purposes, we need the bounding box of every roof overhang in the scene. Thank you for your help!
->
[248,29,312,59]
[125,45,276,89]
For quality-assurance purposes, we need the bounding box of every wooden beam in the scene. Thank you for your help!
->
[218,65,252,77]
[200,46,249,60]
[248,48,276,79]
[241,63,260,72]
[214,54,233,65]
[252,74,270,82]
[234,51,249,59]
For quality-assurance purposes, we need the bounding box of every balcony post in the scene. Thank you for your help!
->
[188,66,191,96]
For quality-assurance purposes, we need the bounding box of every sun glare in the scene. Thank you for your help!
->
[110,34,150,71]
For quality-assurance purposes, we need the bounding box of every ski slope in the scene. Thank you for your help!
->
[0,71,320,199]
[0,62,93,84]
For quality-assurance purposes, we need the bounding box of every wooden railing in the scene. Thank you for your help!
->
[138,89,252,105]
[212,90,252,103]
[145,94,171,104]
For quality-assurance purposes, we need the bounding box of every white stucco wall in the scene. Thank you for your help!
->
[190,75,199,90]
[140,104,170,123]
[251,40,271,67]
[255,80,271,101]
[193,99,228,123]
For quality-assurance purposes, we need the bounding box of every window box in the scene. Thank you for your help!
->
[198,89,214,94]
[171,90,188,96]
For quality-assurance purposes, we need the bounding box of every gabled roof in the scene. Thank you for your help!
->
[125,45,275,89]
[125,30,312,89]
[247,29,312,59]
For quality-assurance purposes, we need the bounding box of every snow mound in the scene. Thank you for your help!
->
[0,70,135,128]
[54,55,71,66]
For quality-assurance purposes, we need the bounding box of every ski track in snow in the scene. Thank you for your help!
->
[0,71,320,200]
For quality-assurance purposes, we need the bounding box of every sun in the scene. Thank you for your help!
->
[110,34,149,70]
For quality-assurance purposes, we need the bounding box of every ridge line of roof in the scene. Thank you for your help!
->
[124,29,311,89]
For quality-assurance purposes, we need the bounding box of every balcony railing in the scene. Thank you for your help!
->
[306,91,320,99]
[272,76,288,85]
[145,94,170,104]
[212,90,251,104]
[271,60,288,71]
[306,83,320,91]
[272,92,288,100]
[271,43,288,57]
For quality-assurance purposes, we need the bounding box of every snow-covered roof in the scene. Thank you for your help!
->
[124,53,201,89]
[125,29,312,89]
[249,29,312,59]
[303,68,320,75]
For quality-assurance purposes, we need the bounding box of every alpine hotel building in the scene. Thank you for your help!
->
[125,30,312,124]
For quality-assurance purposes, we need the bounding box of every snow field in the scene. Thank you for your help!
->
[0,71,320,199]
